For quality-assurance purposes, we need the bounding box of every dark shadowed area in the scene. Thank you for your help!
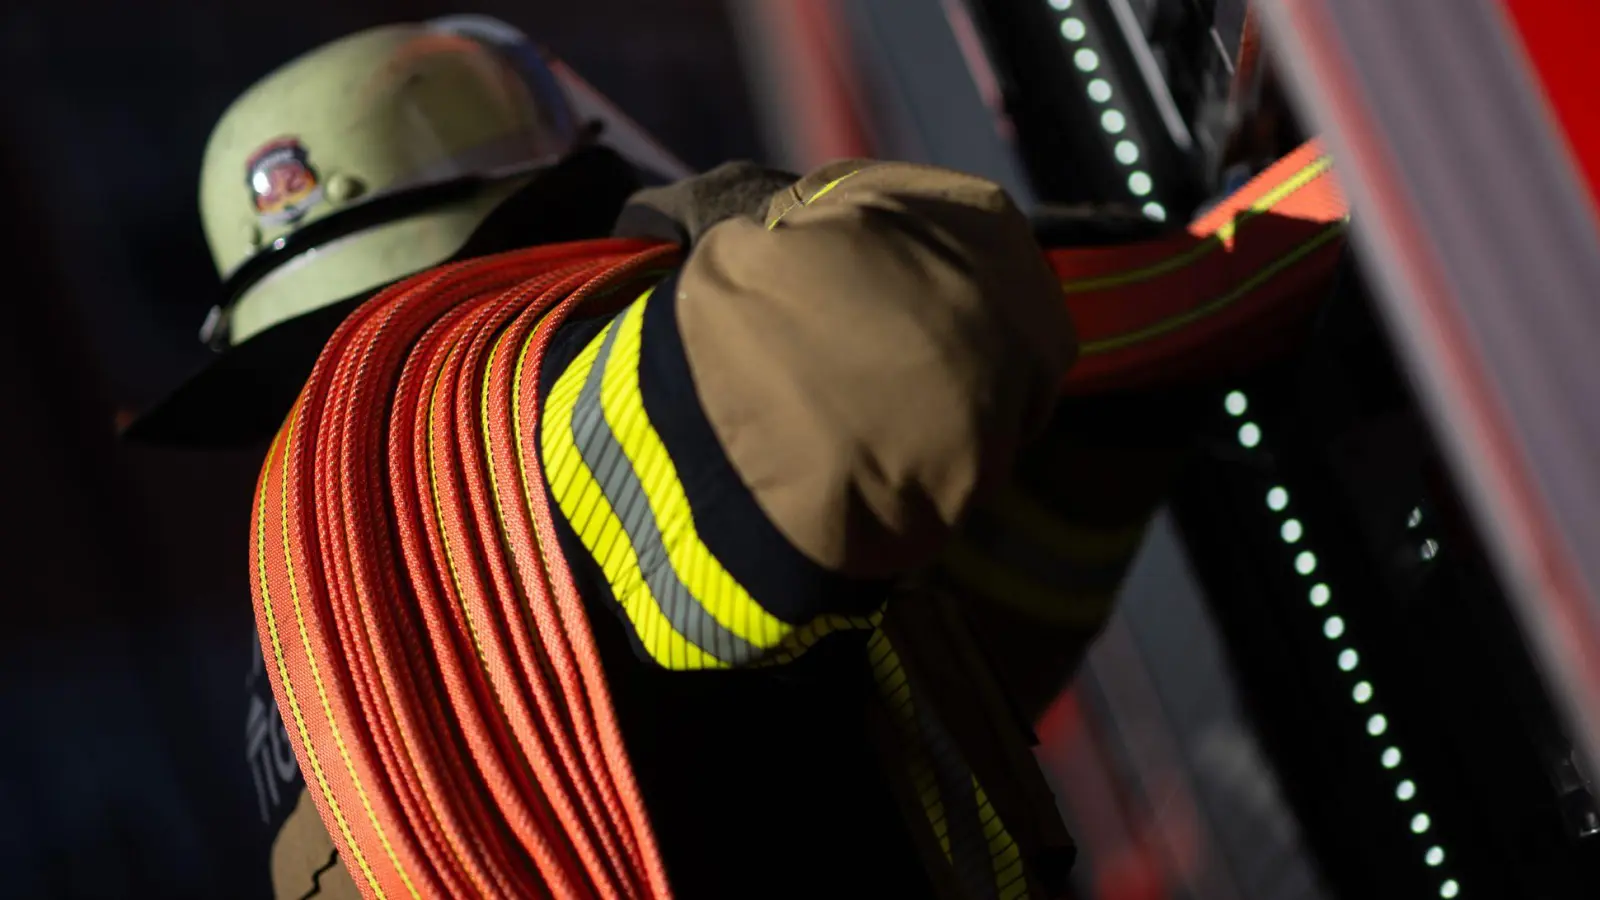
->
[0,3,757,897]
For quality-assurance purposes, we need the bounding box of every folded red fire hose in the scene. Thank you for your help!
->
[251,141,1345,899]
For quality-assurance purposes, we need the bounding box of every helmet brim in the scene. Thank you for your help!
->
[126,145,641,447]
[120,293,360,447]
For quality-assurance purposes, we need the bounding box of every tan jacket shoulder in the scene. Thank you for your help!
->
[674,160,1075,577]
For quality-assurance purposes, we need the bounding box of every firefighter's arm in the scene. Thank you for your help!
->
[694,161,1076,574]
[539,161,1075,668]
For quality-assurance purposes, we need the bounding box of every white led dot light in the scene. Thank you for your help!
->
[1223,390,1457,893]
[1058,0,1154,209]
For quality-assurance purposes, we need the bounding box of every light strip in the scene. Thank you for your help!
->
[1225,389,1460,896]
[1048,0,1166,222]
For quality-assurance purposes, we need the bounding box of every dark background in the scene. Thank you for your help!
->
[0,3,758,897]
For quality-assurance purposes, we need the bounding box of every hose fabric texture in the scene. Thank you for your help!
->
[251,238,682,900]
[248,139,1347,900]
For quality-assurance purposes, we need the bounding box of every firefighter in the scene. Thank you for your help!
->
[130,17,1092,900]
[136,15,1349,899]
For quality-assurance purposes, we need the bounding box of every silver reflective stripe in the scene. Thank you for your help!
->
[570,321,761,665]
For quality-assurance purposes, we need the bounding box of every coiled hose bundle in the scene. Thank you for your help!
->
[253,238,681,900]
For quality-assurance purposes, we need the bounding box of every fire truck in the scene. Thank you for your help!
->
[734,1,1600,897]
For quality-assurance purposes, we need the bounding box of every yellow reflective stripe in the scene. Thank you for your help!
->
[767,170,863,229]
[1081,216,1348,356]
[873,624,1028,896]
[542,292,868,669]
[920,756,953,861]
[1060,153,1334,295]
[599,299,792,650]
[868,627,953,861]
[754,612,880,668]
[261,411,415,900]
[542,314,718,670]
[976,777,1028,900]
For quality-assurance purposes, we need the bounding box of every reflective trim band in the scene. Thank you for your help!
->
[869,626,1020,899]
[574,321,761,665]
[977,777,1028,900]
[543,290,876,669]
[752,612,880,668]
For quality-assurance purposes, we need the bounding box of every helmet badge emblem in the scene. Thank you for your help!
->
[246,138,324,226]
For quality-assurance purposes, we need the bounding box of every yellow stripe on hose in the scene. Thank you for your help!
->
[257,412,399,900]
[482,328,517,563]
[1081,216,1347,356]
[282,408,422,900]
[1060,154,1333,295]
[429,343,491,670]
